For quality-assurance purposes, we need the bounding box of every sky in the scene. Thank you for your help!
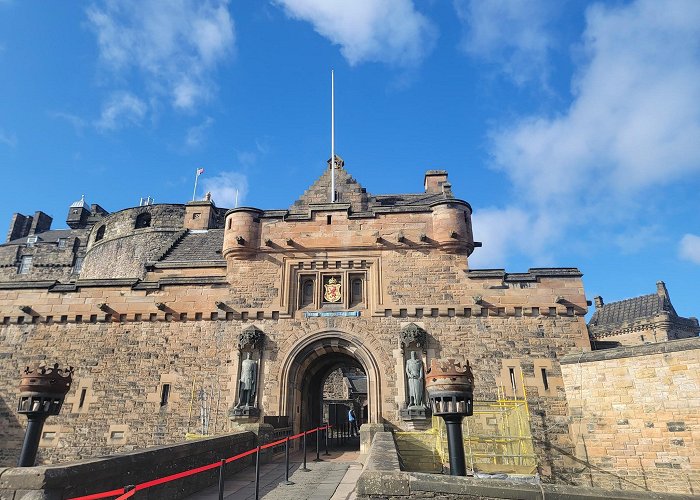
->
[0,0,699,318]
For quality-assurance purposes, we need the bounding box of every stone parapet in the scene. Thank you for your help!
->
[356,432,693,499]
[0,431,256,500]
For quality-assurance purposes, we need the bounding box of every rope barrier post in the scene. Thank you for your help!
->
[218,459,225,500]
[282,436,294,485]
[254,445,261,500]
[313,427,322,462]
[301,429,310,472]
[324,425,330,456]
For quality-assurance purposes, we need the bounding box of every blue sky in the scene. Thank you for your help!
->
[0,0,699,317]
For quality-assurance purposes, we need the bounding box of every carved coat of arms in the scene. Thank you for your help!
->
[323,277,342,303]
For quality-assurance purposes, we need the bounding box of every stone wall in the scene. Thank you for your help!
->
[0,431,256,500]
[80,205,186,280]
[0,277,588,484]
[356,433,692,499]
[561,338,700,494]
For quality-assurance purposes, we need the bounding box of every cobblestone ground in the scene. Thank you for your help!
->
[187,439,361,500]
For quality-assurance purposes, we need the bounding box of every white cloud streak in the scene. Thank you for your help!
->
[87,0,235,112]
[454,0,555,86]
[199,171,248,208]
[0,129,17,148]
[185,117,214,148]
[470,0,700,268]
[679,234,700,265]
[274,0,436,67]
[95,92,147,130]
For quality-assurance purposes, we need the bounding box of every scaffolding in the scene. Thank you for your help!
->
[396,382,537,475]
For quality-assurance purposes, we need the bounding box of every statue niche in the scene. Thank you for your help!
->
[231,325,264,419]
[399,323,431,423]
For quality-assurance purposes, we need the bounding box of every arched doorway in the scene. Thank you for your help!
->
[278,331,382,435]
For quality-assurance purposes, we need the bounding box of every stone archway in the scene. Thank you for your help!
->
[278,331,382,433]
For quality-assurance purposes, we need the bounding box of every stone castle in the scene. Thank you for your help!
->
[0,158,697,494]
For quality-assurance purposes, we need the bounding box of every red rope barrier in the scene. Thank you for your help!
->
[68,425,330,500]
[113,489,135,500]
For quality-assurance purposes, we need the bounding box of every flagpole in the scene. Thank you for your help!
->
[192,169,201,201]
[331,69,335,203]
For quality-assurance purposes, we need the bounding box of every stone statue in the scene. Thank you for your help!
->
[405,351,424,407]
[237,352,257,408]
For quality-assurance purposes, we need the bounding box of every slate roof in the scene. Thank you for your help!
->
[588,291,677,337]
[2,228,84,246]
[159,229,225,263]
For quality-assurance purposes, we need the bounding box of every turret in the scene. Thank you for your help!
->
[67,195,90,229]
[430,200,473,254]
[185,193,216,230]
[223,208,263,260]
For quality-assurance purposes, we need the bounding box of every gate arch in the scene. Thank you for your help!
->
[278,330,383,432]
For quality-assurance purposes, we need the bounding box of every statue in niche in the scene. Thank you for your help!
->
[405,351,425,407]
[237,352,258,408]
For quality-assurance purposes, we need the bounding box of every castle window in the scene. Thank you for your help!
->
[327,215,332,225]
[73,256,84,273]
[160,384,170,406]
[350,276,363,307]
[541,368,549,391]
[301,277,315,308]
[135,213,151,229]
[19,256,32,274]
[58,238,67,249]
[78,388,87,409]
[26,235,38,247]
[95,225,105,242]
[509,367,517,395]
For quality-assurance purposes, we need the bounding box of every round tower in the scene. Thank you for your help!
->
[223,208,263,260]
[430,200,474,254]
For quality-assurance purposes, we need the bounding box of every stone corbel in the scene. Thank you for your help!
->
[399,323,427,353]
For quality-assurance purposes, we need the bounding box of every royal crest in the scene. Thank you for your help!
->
[323,277,342,303]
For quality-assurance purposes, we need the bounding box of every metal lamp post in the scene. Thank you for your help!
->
[425,358,474,476]
[17,363,73,466]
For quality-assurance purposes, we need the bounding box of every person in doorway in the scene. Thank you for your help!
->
[348,407,358,436]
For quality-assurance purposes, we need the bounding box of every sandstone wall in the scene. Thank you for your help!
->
[0,277,588,484]
[561,338,700,494]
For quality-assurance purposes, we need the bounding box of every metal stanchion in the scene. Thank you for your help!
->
[218,459,226,500]
[314,427,322,462]
[254,445,261,500]
[282,436,294,485]
[324,425,330,456]
[301,429,310,472]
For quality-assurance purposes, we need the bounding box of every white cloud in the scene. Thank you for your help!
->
[185,117,214,148]
[454,0,555,86]
[50,111,88,134]
[274,0,436,66]
[87,0,235,111]
[95,92,147,130]
[473,0,700,266]
[235,139,270,168]
[0,129,17,148]
[679,234,700,265]
[199,171,248,208]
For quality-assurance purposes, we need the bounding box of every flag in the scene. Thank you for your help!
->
[196,168,205,176]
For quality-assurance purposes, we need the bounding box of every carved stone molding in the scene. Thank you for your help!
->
[238,325,264,351]
[400,323,427,350]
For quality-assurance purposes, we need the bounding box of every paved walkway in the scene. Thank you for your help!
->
[186,438,362,500]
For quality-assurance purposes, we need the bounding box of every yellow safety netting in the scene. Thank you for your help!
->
[395,392,537,475]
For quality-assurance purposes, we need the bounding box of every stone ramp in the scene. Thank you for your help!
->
[186,448,361,500]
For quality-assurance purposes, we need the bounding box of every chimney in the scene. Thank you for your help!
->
[6,213,32,242]
[29,211,52,235]
[593,296,604,309]
[656,281,669,300]
[424,170,448,194]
